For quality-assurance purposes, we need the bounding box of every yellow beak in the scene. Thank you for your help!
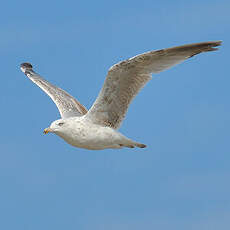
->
[43,127,52,134]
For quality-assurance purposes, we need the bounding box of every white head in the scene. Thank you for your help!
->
[43,119,67,135]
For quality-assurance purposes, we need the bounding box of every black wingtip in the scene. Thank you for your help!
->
[208,40,222,51]
[20,63,33,69]
[20,63,33,74]
[214,40,222,46]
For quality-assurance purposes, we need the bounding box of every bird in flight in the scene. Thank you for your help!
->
[20,41,221,150]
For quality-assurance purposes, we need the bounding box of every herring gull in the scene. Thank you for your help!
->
[20,41,221,150]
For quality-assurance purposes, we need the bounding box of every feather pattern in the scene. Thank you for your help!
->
[86,41,221,129]
[20,63,87,118]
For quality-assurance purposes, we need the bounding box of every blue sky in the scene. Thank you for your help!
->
[0,0,229,229]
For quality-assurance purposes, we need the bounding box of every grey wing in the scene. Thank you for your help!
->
[20,63,87,118]
[86,41,222,129]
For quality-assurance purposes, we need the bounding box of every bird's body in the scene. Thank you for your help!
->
[52,116,145,150]
[20,41,221,150]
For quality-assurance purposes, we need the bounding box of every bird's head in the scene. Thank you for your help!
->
[43,119,66,135]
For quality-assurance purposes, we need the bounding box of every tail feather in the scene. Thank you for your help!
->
[119,142,146,149]
[134,142,147,148]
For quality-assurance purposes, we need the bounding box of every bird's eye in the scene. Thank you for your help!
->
[57,122,64,126]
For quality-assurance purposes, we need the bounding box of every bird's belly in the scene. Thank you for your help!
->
[58,125,123,150]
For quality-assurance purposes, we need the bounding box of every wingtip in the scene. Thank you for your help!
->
[214,40,222,45]
[20,62,33,73]
[200,40,222,52]
[210,40,222,49]
[210,40,222,44]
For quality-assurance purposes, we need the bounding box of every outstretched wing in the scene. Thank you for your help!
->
[86,41,222,129]
[20,63,87,118]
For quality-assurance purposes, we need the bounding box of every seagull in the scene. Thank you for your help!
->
[20,41,221,150]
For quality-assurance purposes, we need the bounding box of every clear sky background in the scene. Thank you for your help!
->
[0,0,229,229]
